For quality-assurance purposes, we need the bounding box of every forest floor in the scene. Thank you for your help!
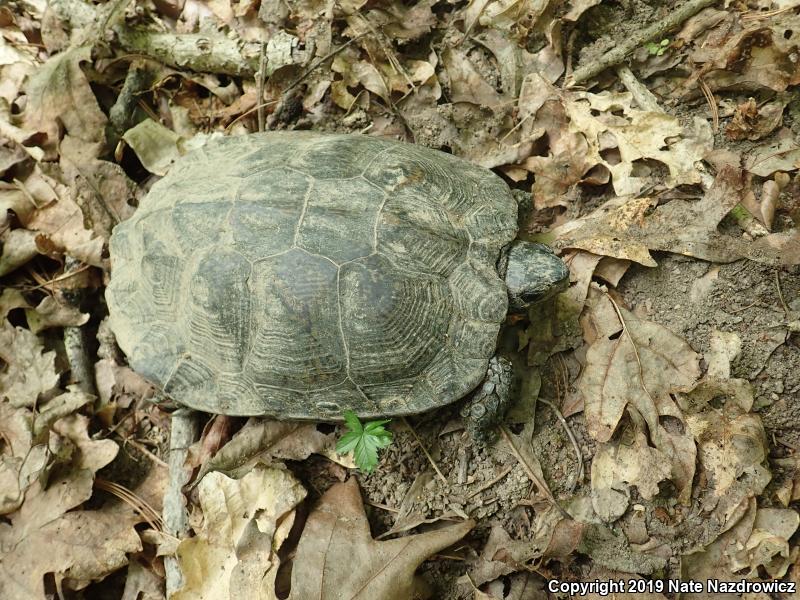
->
[1,0,799,598]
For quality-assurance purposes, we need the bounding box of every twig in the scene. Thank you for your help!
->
[401,417,448,486]
[567,0,719,86]
[775,269,790,315]
[63,257,97,396]
[537,398,583,493]
[698,78,719,131]
[615,65,663,112]
[164,409,200,597]
[466,464,513,499]
[498,425,570,519]
[257,40,267,132]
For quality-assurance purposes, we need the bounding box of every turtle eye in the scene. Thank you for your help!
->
[520,291,543,304]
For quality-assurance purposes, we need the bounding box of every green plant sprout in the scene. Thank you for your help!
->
[336,411,394,473]
[645,39,670,56]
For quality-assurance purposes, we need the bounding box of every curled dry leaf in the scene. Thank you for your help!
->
[25,295,89,333]
[725,97,787,141]
[173,467,307,600]
[288,477,474,600]
[192,419,354,485]
[728,508,799,579]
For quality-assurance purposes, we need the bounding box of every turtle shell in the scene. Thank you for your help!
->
[106,132,518,419]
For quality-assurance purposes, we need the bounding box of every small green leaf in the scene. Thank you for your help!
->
[336,412,394,473]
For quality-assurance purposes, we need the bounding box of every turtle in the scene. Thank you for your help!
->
[106,132,569,438]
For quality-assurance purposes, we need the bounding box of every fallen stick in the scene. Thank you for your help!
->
[567,0,718,87]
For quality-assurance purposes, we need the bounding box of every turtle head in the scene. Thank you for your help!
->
[500,241,569,311]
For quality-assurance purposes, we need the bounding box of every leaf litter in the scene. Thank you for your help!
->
[0,0,799,598]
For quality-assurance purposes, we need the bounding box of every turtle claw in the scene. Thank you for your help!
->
[461,355,513,443]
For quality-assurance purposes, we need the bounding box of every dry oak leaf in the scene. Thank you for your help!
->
[0,416,138,600]
[579,292,701,444]
[288,477,475,600]
[24,165,104,266]
[553,165,751,265]
[173,466,307,600]
[591,431,672,523]
[21,45,107,155]
[0,319,59,407]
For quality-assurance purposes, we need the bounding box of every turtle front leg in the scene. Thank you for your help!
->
[461,356,513,442]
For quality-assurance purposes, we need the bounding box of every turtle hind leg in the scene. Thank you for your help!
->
[460,355,513,443]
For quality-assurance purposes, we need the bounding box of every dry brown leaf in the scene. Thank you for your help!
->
[728,508,799,578]
[0,415,138,599]
[24,167,104,266]
[193,419,353,485]
[475,0,552,33]
[745,128,800,177]
[173,466,306,600]
[21,45,107,154]
[59,135,137,239]
[681,498,758,600]
[123,119,185,176]
[579,291,701,443]
[591,432,672,523]
[442,48,504,107]
[288,477,474,600]
[685,403,768,503]
[0,319,59,407]
[0,288,28,319]
[553,166,758,265]
[0,228,38,276]
[518,76,712,208]
[692,18,800,95]
[725,97,787,141]
[469,507,577,587]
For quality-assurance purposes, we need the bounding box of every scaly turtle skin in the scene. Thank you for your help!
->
[106,132,568,425]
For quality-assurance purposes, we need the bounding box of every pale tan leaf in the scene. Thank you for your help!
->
[0,319,59,407]
[123,119,184,176]
[745,128,800,176]
[591,432,672,522]
[24,165,104,266]
[173,467,306,600]
[442,48,503,107]
[288,478,474,600]
[729,508,799,578]
[26,295,89,333]
[0,228,38,276]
